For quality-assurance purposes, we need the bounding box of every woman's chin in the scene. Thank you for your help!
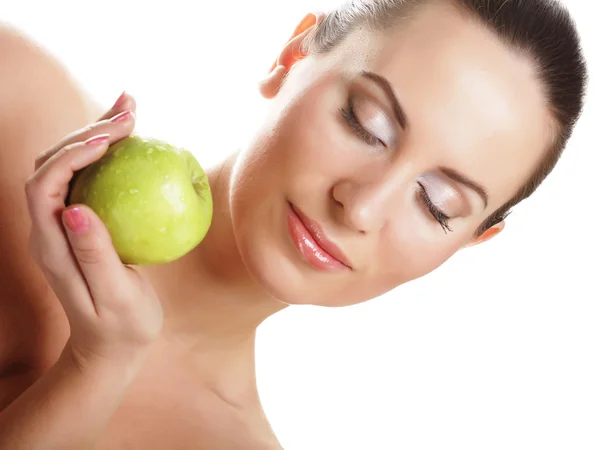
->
[238,245,366,307]
[239,244,317,305]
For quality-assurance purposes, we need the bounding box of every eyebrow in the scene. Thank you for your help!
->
[361,71,408,129]
[440,167,489,208]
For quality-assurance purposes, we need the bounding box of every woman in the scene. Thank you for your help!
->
[0,0,587,448]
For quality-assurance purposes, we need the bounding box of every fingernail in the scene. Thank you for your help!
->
[112,91,127,109]
[85,134,110,146]
[63,207,89,234]
[110,110,132,123]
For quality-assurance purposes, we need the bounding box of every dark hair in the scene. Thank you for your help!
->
[306,0,588,235]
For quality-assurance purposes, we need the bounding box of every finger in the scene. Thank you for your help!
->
[25,136,113,316]
[35,108,135,170]
[97,91,137,122]
[34,91,136,170]
[30,135,113,208]
[62,204,129,311]
[27,135,111,259]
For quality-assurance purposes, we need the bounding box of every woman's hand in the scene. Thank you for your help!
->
[24,92,163,370]
[0,93,163,450]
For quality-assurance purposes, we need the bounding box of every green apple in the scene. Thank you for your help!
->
[68,135,213,265]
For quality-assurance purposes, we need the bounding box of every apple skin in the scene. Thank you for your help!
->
[68,135,213,265]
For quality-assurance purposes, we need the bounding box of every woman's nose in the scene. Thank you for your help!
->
[332,169,409,233]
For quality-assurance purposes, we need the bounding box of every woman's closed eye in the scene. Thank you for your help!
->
[416,173,470,234]
[416,182,452,233]
[340,95,396,149]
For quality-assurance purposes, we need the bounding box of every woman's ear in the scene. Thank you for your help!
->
[259,12,325,99]
[463,220,505,249]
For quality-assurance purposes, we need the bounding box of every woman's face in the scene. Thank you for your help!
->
[228,4,551,306]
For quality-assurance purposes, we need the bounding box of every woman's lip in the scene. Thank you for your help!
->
[287,202,352,271]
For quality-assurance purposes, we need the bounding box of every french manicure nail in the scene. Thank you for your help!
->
[110,110,132,123]
[85,134,110,145]
[63,207,89,234]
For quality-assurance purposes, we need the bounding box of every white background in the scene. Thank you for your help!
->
[4,1,599,449]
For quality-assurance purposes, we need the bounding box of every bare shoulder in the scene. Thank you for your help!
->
[0,22,101,409]
[0,22,102,152]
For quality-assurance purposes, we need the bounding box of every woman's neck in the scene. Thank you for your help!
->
[139,151,287,356]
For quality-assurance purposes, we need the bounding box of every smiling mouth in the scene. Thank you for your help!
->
[286,202,352,271]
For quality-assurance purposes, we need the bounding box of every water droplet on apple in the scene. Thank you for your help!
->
[129,189,139,194]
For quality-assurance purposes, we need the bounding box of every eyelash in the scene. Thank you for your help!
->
[339,97,385,148]
[417,182,452,233]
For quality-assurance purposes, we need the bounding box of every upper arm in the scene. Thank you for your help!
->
[0,23,99,412]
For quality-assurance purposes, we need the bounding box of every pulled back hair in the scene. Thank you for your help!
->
[306,0,588,235]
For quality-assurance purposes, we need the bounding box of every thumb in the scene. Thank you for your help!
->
[62,204,126,295]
